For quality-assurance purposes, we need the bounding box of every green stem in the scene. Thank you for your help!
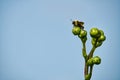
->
[82,42,87,60]
[81,39,88,78]
[84,63,88,77]
[81,37,98,80]
[88,46,96,59]
[89,65,93,79]
[85,38,98,80]
[88,38,98,59]
[84,65,94,80]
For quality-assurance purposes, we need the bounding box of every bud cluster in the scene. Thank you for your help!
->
[90,28,106,47]
[87,56,101,66]
[72,26,87,43]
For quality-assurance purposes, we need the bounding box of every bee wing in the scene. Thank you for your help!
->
[80,22,84,25]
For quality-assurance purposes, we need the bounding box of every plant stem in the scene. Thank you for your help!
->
[82,42,87,60]
[85,38,98,80]
[82,38,98,80]
[88,37,98,59]
[89,65,93,79]
[88,46,96,59]
[81,40,88,77]
[84,63,88,77]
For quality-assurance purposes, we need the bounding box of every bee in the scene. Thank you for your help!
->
[72,20,84,29]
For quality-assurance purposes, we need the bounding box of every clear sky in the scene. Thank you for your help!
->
[0,0,120,80]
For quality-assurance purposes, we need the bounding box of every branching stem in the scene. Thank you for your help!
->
[82,38,98,80]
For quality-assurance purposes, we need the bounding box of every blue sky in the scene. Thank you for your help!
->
[0,0,120,80]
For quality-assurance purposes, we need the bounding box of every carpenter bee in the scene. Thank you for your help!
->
[72,20,84,29]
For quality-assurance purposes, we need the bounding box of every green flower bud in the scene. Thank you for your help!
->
[96,41,103,47]
[91,39,103,47]
[98,35,106,42]
[91,39,96,46]
[93,56,101,65]
[72,26,81,35]
[90,28,101,38]
[78,30,87,38]
[81,37,87,43]
[87,58,93,66]
[92,38,97,41]
[99,30,104,35]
